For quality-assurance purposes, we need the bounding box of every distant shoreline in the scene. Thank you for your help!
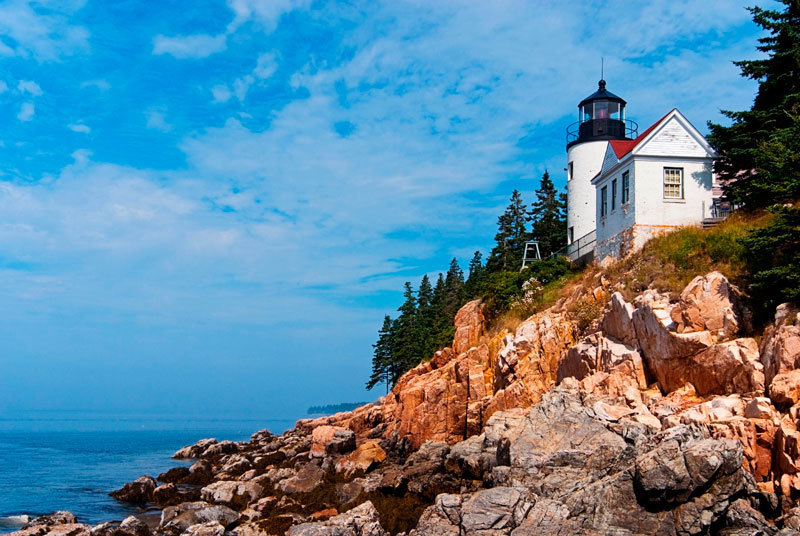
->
[306,402,367,415]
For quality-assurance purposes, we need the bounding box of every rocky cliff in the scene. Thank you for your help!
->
[13,271,800,535]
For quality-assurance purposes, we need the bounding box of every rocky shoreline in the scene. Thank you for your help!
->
[10,271,800,535]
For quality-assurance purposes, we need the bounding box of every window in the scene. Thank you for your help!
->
[611,179,617,211]
[582,103,593,122]
[609,101,620,120]
[594,101,608,119]
[622,171,630,204]
[568,161,573,181]
[600,186,608,217]
[569,226,574,244]
[663,167,683,199]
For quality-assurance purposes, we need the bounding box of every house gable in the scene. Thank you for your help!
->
[633,111,715,159]
[599,142,618,177]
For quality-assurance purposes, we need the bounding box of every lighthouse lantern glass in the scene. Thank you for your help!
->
[581,103,593,122]
[609,101,621,120]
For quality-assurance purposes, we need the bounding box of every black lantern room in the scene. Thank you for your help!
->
[566,79,637,149]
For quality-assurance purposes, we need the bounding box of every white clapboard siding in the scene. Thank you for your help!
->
[600,143,619,174]
[637,117,707,157]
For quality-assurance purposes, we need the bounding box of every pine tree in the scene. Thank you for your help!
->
[707,1,800,207]
[430,273,451,350]
[366,315,393,393]
[529,170,567,256]
[415,274,435,358]
[443,258,465,319]
[464,251,485,298]
[487,190,529,272]
[391,282,420,381]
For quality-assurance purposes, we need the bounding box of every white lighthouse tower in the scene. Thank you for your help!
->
[566,80,636,247]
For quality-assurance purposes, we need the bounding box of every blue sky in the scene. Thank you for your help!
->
[0,0,766,422]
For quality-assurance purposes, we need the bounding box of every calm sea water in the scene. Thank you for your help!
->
[0,413,298,533]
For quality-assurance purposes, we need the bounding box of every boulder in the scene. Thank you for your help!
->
[286,501,387,536]
[310,426,356,458]
[556,332,646,391]
[634,302,714,385]
[185,460,213,485]
[670,271,747,340]
[413,488,533,535]
[277,463,325,495]
[601,291,637,347]
[200,481,262,509]
[334,440,386,479]
[157,466,190,484]
[10,524,92,536]
[684,338,765,396]
[151,483,180,506]
[24,513,78,527]
[201,440,240,458]
[182,522,225,536]
[109,476,156,505]
[452,300,484,355]
[761,303,800,385]
[160,502,240,532]
[117,517,149,536]
[173,439,217,459]
[770,369,800,410]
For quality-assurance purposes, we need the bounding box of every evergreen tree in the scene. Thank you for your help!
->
[415,274,435,358]
[464,251,485,298]
[366,315,393,393]
[430,273,451,350]
[529,170,568,256]
[707,1,800,207]
[741,205,800,313]
[487,190,529,272]
[443,258,465,319]
[391,282,420,381]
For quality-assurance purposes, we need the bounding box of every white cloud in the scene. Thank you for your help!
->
[68,123,91,134]
[0,81,7,93]
[226,0,312,32]
[212,51,278,103]
[0,0,89,60]
[81,79,111,90]
[145,109,173,132]
[153,33,227,59]
[17,102,34,122]
[211,84,233,103]
[17,80,42,96]
[254,52,277,79]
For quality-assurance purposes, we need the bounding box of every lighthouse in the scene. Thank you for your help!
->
[565,80,636,245]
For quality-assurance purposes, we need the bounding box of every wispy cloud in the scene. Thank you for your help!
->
[68,123,91,134]
[81,79,111,91]
[0,0,89,60]
[153,33,227,59]
[17,102,34,121]
[145,109,173,132]
[17,80,42,96]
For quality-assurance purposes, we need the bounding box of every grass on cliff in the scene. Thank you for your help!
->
[605,211,774,302]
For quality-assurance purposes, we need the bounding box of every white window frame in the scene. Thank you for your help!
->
[600,185,608,218]
[611,179,617,211]
[621,170,630,204]
[663,167,684,199]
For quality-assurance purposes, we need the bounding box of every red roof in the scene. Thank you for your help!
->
[608,109,674,159]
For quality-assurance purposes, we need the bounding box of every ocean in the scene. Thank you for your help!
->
[0,412,298,533]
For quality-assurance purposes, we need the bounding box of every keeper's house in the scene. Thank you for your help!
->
[565,80,721,266]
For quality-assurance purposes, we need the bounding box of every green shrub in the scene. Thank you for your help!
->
[740,205,800,317]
